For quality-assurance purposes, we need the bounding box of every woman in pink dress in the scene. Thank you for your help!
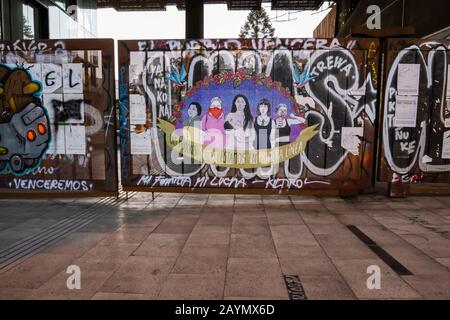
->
[201,97,225,148]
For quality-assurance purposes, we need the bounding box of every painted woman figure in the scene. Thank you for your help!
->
[200,97,225,148]
[183,102,202,128]
[254,98,273,149]
[224,94,255,150]
[273,103,305,147]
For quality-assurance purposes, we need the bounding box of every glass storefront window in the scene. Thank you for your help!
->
[1,0,97,40]
[22,3,35,39]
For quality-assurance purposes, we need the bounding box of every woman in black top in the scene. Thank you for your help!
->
[274,103,305,147]
[254,98,273,149]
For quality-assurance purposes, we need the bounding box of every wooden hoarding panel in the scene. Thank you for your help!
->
[379,39,450,196]
[0,39,118,197]
[119,38,379,195]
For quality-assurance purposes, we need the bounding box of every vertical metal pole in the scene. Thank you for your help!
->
[152,192,155,200]
[334,0,341,36]
[185,0,204,39]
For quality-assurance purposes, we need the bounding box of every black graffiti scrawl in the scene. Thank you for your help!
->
[305,48,377,176]
[0,65,50,174]
[51,98,84,123]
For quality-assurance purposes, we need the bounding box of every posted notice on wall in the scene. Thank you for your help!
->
[130,127,152,155]
[46,125,86,155]
[341,126,364,156]
[42,63,63,93]
[397,63,420,96]
[63,93,85,124]
[62,63,83,93]
[46,125,66,155]
[129,94,147,124]
[442,130,450,159]
[42,94,62,124]
[445,98,450,128]
[394,95,418,127]
[446,66,450,97]
[445,66,450,127]
[65,125,86,155]
[129,52,145,80]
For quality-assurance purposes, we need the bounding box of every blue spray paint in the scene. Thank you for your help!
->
[118,65,129,179]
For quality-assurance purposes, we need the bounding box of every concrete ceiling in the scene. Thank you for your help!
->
[97,0,326,11]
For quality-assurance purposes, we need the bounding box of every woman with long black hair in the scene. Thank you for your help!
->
[224,94,255,151]
[253,98,273,150]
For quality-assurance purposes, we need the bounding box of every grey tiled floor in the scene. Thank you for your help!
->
[0,193,449,300]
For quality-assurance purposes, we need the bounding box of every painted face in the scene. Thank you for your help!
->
[210,100,221,109]
[235,97,246,111]
[259,104,268,115]
[188,104,198,118]
[277,105,287,117]
[209,101,223,118]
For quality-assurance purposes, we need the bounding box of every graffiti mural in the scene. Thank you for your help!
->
[0,65,49,174]
[0,39,118,195]
[380,39,450,194]
[119,38,379,194]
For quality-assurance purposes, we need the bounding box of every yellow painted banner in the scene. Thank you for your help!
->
[158,119,318,169]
